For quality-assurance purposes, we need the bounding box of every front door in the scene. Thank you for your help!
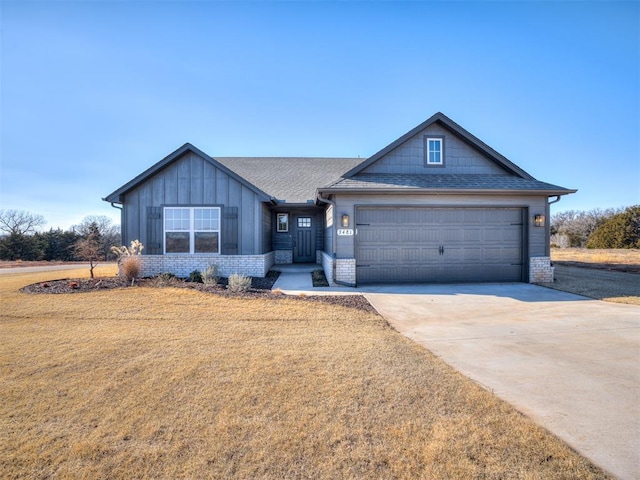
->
[293,216,315,263]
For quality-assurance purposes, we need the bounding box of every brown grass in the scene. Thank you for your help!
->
[551,248,640,270]
[548,249,640,305]
[1,268,610,479]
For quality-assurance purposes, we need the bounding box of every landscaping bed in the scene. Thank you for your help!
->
[20,270,377,313]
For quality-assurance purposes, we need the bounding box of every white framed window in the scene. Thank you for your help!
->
[425,137,444,166]
[277,213,289,232]
[297,217,311,228]
[164,207,220,254]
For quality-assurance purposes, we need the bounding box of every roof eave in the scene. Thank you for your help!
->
[317,187,578,196]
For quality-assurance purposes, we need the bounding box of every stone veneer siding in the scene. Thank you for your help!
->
[325,252,554,285]
[141,252,275,278]
[335,258,356,286]
[274,250,293,264]
[321,251,335,286]
[320,252,356,286]
[529,256,554,283]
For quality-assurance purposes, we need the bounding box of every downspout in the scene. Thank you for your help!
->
[316,192,355,288]
[546,195,562,256]
[106,200,124,246]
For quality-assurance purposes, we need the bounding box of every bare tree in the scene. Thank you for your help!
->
[73,215,120,259]
[73,222,102,278]
[0,209,46,236]
[551,207,622,247]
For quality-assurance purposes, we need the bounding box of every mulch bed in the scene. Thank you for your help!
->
[20,271,377,313]
[311,269,330,287]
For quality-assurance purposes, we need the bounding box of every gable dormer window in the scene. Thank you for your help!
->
[424,136,444,166]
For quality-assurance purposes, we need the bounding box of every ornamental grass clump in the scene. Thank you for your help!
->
[227,273,251,293]
[120,256,142,285]
[202,264,219,286]
[110,240,144,285]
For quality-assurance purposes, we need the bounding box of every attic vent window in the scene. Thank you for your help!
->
[424,136,444,166]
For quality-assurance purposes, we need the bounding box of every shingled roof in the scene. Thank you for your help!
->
[216,157,363,204]
[320,174,575,195]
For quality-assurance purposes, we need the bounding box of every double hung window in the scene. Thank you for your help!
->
[164,207,220,253]
[277,213,289,232]
[425,137,444,166]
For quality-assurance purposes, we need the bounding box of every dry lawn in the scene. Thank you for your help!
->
[1,267,610,479]
[551,248,640,271]
[549,249,640,305]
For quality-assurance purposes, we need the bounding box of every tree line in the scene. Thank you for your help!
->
[0,209,120,261]
[551,205,640,249]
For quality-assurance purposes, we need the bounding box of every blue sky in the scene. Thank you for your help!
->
[1,0,638,230]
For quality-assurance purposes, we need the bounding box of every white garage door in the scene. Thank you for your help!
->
[356,207,525,284]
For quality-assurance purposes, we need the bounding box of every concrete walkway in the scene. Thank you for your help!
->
[271,264,357,295]
[271,272,640,479]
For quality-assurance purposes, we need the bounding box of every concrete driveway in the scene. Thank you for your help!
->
[363,283,640,480]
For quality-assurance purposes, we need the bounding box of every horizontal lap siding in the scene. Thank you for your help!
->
[272,208,324,253]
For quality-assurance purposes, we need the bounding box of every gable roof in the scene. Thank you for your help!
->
[103,143,274,204]
[343,112,534,179]
[215,157,363,204]
[319,173,576,195]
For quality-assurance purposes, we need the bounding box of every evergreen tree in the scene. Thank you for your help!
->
[586,206,640,249]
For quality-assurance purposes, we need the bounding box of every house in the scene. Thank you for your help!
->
[103,112,576,285]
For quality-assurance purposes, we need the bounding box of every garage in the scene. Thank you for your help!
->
[355,206,525,284]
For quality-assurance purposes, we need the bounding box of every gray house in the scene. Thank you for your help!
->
[104,112,575,285]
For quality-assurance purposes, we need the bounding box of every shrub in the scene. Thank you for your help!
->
[148,273,181,288]
[227,273,252,293]
[202,264,219,286]
[121,255,142,285]
[189,269,203,283]
[586,206,640,249]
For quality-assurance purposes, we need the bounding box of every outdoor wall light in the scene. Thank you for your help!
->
[534,214,545,227]
[341,214,349,228]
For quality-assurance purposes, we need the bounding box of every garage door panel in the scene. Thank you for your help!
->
[463,228,482,242]
[502,228,522,242]
[356,207,524,284]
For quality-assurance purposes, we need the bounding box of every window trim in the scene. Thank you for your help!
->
[297,217,312,228]
[424,135,445,167]
[163,206,221,254]
[276,213,289,233]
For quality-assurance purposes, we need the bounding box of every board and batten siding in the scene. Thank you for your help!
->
[121,151,267,255]
[362,123,509,175]
[330,193,548,259]
[261,203,272,254]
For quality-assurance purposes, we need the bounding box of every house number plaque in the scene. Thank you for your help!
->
[337,229,354,236]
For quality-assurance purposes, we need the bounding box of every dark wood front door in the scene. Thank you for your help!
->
[293,216,315,263]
